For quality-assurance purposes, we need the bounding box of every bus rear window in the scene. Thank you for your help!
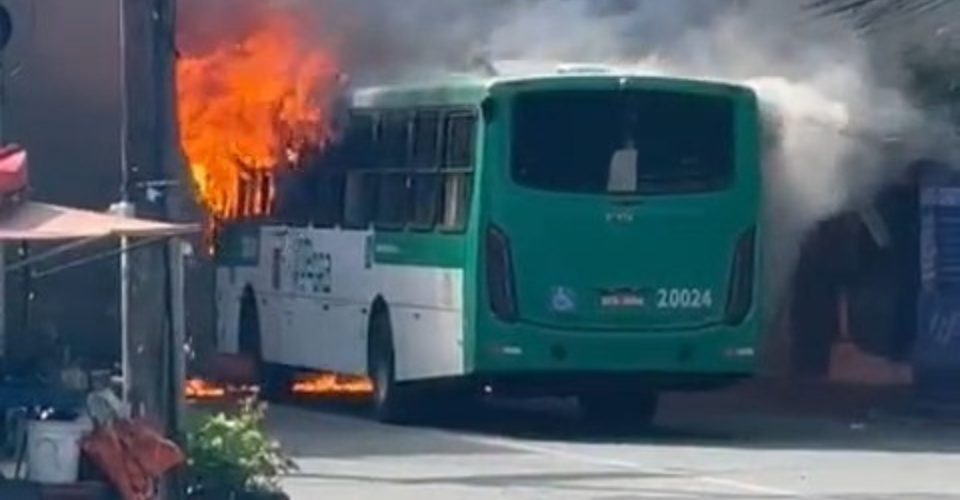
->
[511,90,735,194]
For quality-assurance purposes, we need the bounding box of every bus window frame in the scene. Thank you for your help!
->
[374,171,412,231]
[373,111,414,230]
[408,108,447,232]
[342,170,378,230]
[340,111,380,230]
[376,110,412,170]
[508,89,737,196]
[412,110,442,170]
[436,110,478,234]
[311,168,346,229]
[340,106,479,235]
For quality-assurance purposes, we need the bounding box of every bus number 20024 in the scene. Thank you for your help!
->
[656,288,713,310]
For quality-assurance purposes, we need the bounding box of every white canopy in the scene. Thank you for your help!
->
[0,202,198,241]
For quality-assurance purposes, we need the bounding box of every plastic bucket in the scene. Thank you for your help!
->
[27,417,90,484]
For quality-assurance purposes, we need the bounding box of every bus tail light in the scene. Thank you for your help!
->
[725,227,756,325]
[486,224,518,322]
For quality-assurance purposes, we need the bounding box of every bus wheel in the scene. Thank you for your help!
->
[239,291,289,401]
[368,310,414,424]
[578,391,659,429]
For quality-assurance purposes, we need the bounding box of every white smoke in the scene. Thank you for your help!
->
[462,1,943,318]
[281,0,952,318]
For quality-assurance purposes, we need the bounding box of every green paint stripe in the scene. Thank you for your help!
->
[373,231,467,269]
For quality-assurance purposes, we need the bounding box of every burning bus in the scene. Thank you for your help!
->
[208,66,765,425]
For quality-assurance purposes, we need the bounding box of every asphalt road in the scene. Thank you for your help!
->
[266,392,960,499]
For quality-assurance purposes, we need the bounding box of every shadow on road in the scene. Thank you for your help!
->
[276,385,960,457]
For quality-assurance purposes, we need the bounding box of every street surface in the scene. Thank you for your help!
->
[267,386,960,499]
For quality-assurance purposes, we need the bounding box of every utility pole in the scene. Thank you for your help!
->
[115,0,134,407]
[150,0,189,444]
[118,0,167,418]
[0,3,10,360]
[120,0,184,497]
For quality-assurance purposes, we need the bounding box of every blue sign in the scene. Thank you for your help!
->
[916,165,960,388]
[550,287,578,314]
[916,296,960,369]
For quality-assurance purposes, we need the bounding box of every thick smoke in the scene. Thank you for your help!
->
[183,0,954,322]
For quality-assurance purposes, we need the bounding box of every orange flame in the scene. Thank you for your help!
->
[177,8,340,222]
[185,378,227,400]
[291,373,374,397]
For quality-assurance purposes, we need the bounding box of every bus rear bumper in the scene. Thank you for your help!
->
[469,371,749,397]
[472,320,760,384]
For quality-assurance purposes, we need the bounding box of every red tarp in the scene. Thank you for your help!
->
[82,419,186,500]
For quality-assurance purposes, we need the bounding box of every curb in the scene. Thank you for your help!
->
[867,400,960,426]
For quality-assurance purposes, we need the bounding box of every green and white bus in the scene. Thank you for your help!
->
[214,68,763,424]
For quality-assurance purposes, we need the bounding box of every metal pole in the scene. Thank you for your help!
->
[170,239,186,430]
[118,0,134,406]
[0,244,5,359]
[0,27,5,360]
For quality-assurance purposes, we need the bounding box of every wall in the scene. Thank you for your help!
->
[2,0,122,367]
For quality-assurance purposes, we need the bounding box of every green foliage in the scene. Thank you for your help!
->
[186,399,298,497]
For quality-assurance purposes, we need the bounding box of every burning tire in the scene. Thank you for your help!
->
[578,391,659,429]
[239,289,290,401]
[367,305,417,424]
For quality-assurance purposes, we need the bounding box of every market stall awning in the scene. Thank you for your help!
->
[0,202,198,241]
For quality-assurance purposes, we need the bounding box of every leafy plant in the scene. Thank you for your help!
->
[186,398,298,498]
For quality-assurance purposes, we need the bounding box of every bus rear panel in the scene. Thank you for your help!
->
[470,77,762,393]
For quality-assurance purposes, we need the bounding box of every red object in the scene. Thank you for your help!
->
[0,144,28,212]
[81,420,185,500]
[0,143,27,193]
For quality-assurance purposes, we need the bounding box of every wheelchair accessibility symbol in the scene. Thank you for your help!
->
[551,287,577,313]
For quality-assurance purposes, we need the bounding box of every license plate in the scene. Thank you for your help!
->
[601,293,646,309]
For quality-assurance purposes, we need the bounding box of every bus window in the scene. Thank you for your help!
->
[343,113,377,169]
[274,168,313,227]
[439,111,476,231]
[439,173,472,231]
[378,111,411,169]
[376,173,411,228]
[411,173,441,230]
[343,172,378,229]
[445,113,476,169]
[408,110,443,230]
[313,171,344,228]
[512,90,734,194]
[412,111,441,169]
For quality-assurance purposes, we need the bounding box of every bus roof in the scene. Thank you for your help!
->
[349,65,755,110]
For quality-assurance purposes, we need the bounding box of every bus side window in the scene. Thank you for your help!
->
[345,113,376,169]
[439,112,476,231]
[376,172,410,228]
[313,170,344,228]
[341,112,378,229]
[412,111,440,169]
[343,172,377,229]
[445,112,476,169]
[378,111,410,169]
[441,174,472,230]
[411,110,442,230]
[375,111,413,228]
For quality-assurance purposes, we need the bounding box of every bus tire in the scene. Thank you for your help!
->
[238,290,289,401]
[368,307,415,424]
[578,391,659,429]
